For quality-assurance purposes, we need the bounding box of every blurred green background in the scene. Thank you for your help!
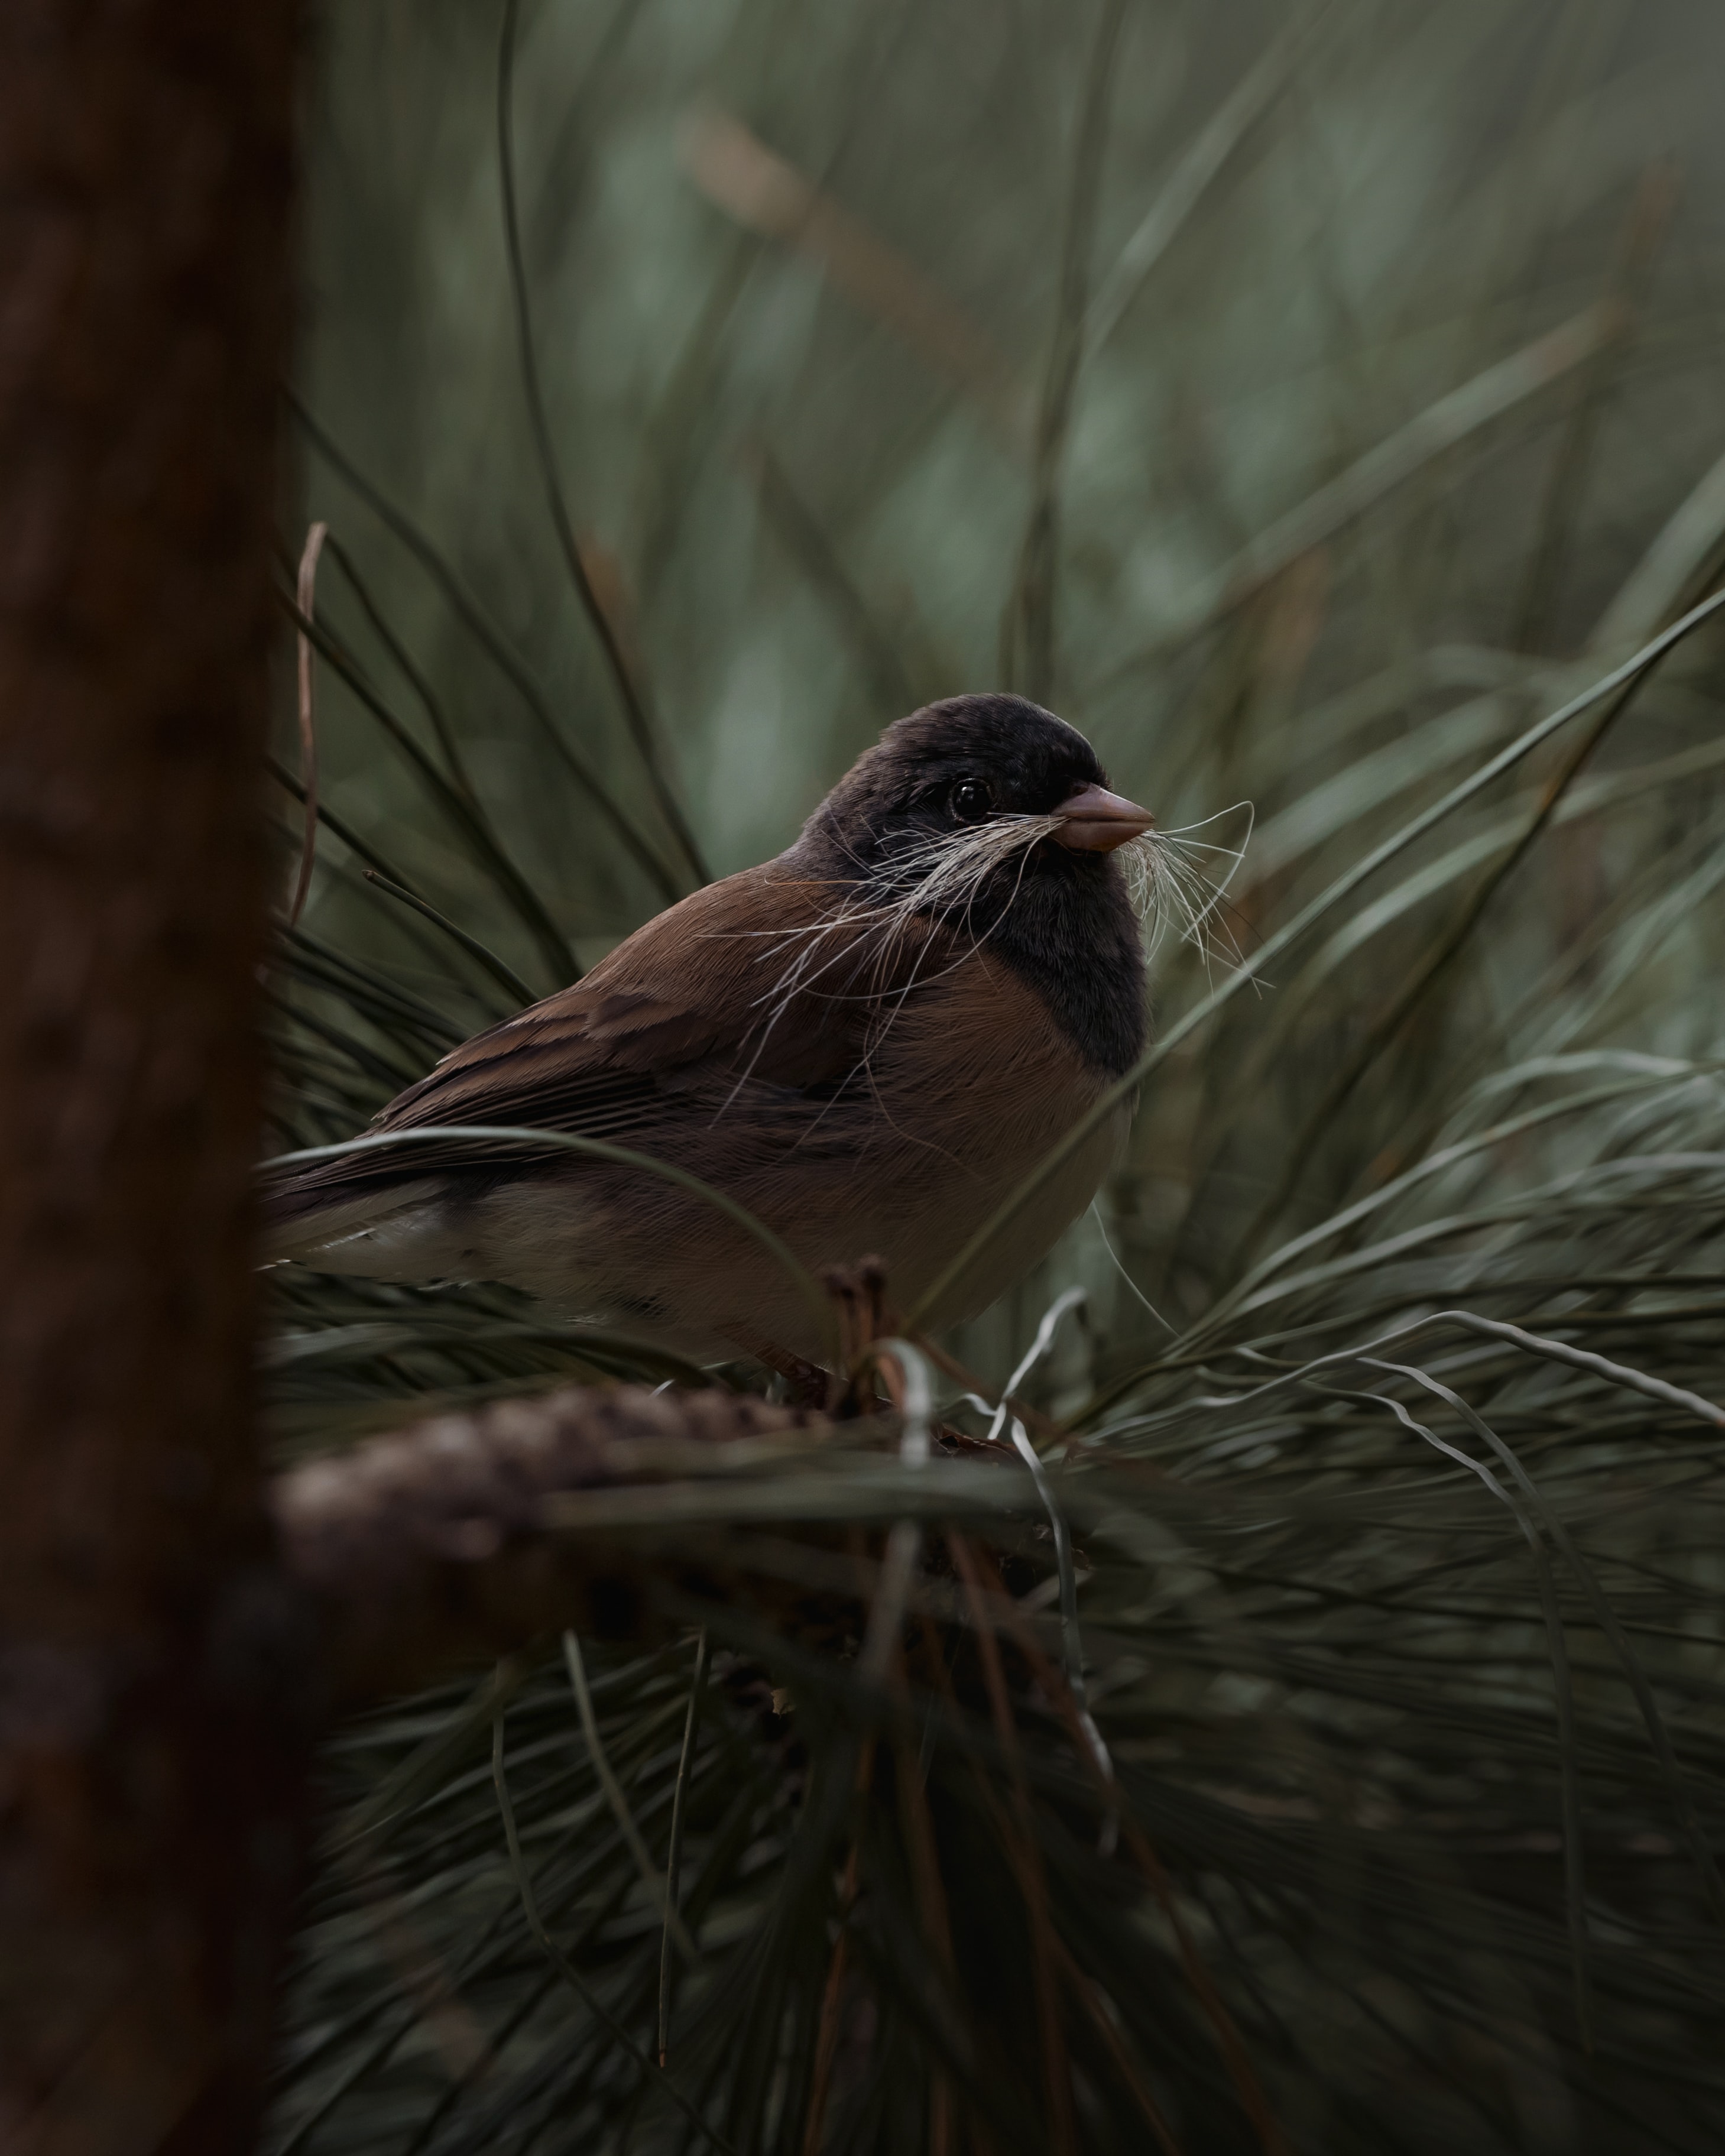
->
[284,0,1725,1387]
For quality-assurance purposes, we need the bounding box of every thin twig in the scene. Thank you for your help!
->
[964,1542,1289,2156]
[562,1630,699,1963]
[800,1736,877,2156]
[659,1629,709,2067]
[1047,1931,1185,2154]
[908,1332,1064,1444]
[893,1703,959,2156]
[977,1289,1107,1794]
[858,1340,934,1683]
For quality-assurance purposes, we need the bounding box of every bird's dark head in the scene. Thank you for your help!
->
[788,693,1151,1074]
[796,692,1152,887]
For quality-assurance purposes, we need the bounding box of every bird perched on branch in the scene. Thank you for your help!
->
[264,694,1153,1366]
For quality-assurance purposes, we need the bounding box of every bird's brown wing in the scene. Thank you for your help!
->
[263,863,922,1226]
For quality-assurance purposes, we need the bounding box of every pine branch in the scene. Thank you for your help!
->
[273,1386,839,1707]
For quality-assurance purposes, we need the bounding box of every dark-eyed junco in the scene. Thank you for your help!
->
[265,693,1152,1364]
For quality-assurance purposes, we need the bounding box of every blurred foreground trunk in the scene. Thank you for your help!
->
[0,5,299,2149]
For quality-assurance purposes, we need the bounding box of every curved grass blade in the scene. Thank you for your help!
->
[1233,648,1654,1268]
[278,583,580,988]
[323,531,476,796]
[1087,1,1337,354]
[491,1702,736,2154]
[1098,303,1620,677]
[362,870,535,1009]
[658,1629,708,2067]
[561,1629,698,1962]
[1371,1357,1725,1927]
[262,1122,838,1356]
[287,389,684,906]
[1344,1377,1593,2049]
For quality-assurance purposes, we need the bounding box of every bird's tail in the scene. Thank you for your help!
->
[257,1152,451,1278]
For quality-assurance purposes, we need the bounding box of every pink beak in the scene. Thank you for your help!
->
[1053,782,1155,853]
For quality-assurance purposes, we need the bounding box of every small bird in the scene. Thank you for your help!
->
[264,693,1152,1366]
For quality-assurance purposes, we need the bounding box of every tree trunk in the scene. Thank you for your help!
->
[0,4,300,2149]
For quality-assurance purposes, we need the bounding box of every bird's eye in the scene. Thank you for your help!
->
[949,778,993,822]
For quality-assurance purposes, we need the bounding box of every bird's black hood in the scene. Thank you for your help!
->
[787,693,1149,1076]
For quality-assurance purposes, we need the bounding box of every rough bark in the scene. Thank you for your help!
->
[270,1385,1032,1709]
[273,1387,838,1706]
[0,4,299,2149]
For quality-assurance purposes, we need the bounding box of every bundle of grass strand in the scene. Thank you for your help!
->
[737,812,1241,1057]
[865,812,1251,970]
[270,1244,1725,2155]
[717,815,1074,1071]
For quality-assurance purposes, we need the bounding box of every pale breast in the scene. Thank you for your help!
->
[844,944,1132,1326]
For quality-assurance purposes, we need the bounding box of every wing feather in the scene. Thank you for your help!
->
[263,864,920,1229]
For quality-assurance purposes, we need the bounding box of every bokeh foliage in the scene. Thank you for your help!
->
[269,1,1725,2148]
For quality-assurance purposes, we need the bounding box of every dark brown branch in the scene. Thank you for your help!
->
[272,1386,836,1708]
[269,1378,1028,1712]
